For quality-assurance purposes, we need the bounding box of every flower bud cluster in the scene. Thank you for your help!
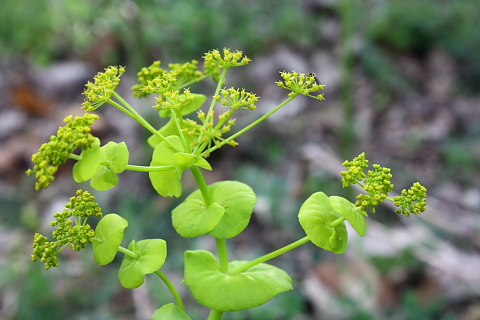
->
[83,66,125,111]
[341,152,369,188]
[133,60,203,98]
[276,71,325,99]
[355,164,394,213]
[133,61,166,98]
[26,114,99,190]
[31,190,103,269]
[203,48,251,68]
[393,182,428,216]
[155,88,194,111]
[214,87,258,111]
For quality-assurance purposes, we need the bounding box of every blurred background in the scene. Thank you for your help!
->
[1,0,480,319]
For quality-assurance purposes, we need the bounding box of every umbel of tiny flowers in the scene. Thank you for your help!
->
[26,113,99,190]
[31,190,103,269]
[276,71,325,99]
[82,66,125,111]
[214,87,259,111]
[133,60,204,98]
[155,88,195,111]
[341,153,427,215]
[393,182,428,217]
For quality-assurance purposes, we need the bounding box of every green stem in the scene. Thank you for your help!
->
[229,236,311,275]
[216,238,229,273]
[123,164,175,172]
[69,154,81,161]
[190,166,213,207]
[202,96,296,156]
[111,92,181,152]
[154,270,186,312]
[329,216,346,228]
[118,245,139,259]
[207,310,224,320]
[206,68,229,122]
[170,109,191,153]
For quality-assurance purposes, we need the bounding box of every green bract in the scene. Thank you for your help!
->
[184,250,292,312]
[298,192,349,254]
[152,304,191,320]
[149,136,211,197]
[119,239,167,289]
[329,196,367,237]
[89,142,129,191]
[93,214,128,265]
[73,138,101,183]
[172,201,225,238]
[172,181,257,239]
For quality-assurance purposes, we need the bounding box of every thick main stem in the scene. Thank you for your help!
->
[207,309,224,320]
[216,238,229,273]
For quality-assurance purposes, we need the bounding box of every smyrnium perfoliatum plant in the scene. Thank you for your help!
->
[27,48,427,320]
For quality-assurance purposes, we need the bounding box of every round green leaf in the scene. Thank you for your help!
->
[93,214,128,265]
[184,250,292,312]
[152,304,192,320]
[329,196,366,237]
[73,138,101,183]
[172,201,225,238]
[118,239,167,289]
[101,141,129,173]
[90,166,119,191]
[298,192,348,254]
[159,93,207,118]
[173,181,257,239]
[207,181,257,239]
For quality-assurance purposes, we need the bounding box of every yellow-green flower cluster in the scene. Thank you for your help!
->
[214,87,258,111]
[276,71,325,99]
[31,190,103,269]
[132,61,166,98]
[26,114,99,190]
[155,88,194,111]
[82,66,125,111]
[355,164,394,213]
[133,60,204,98]
[393,182,428,216]
[341,152,369,188]
[203,48,251,69]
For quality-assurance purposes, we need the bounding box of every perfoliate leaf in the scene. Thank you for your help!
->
[172,181,257,239]
[298,192,348,254]
[152,304,192,320]
[329,196,366,236]
[149,136,211,198]
[159,93,207,118]
[172,201,225,238]
[90,166,119,191]
[118,239,167,289]
[101,141,129,173]
[93,214,128,265]
[184,250,292,312]
[73,138,101,182]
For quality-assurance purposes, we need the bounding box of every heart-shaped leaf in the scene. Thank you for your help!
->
[159,93,207,118]
[298,192,348,254]
[329,196,366,236]
[118,239,168,289]
[172,201,225,238]
[73,138,101,182]
[152,304,192,320]
[93,214,128,265]
[149,136,211,197]
[101,141,129,173]
[184,250,292,312]
[90,166,119,191]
